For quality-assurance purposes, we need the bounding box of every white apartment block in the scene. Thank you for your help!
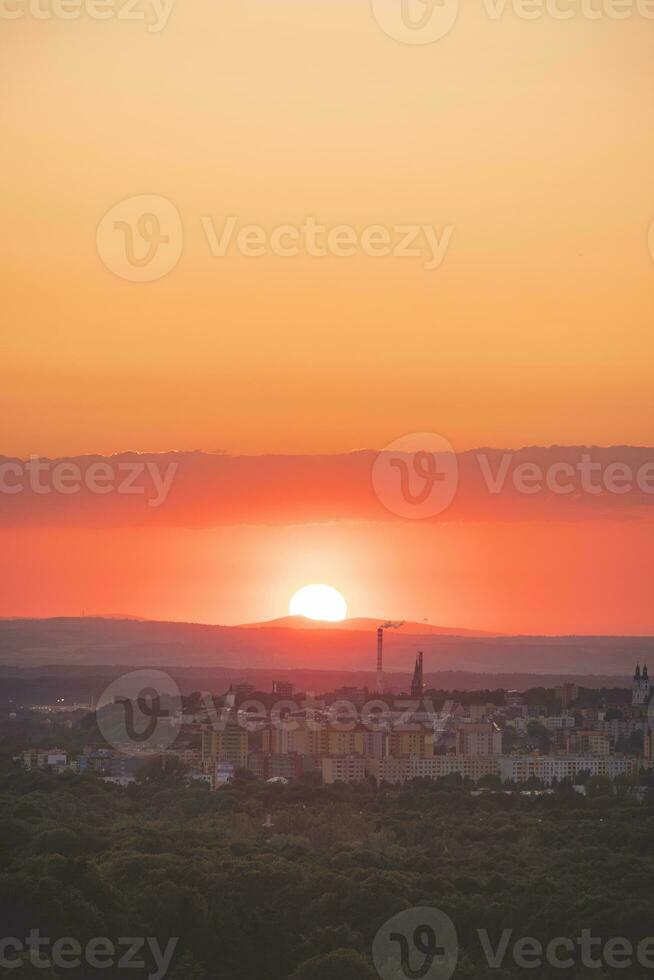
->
[542,715,576,731]
[367,755,500,785]
[499,755,640,785]
[364,754,640,787]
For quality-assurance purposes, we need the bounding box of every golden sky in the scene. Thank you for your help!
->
[2,2,653,457]
[2,2,653,632]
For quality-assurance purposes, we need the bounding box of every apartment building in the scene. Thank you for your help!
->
[248,752,308,781]
[565,731,610,756]
[388,730,434,758]
[368,755,500,785]
[201,726,248,769]
[455,721,502,756]
[322,755,367,785]
[499,755,640,785]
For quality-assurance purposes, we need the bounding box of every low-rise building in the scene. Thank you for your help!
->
[368,755,500,785]
[499,755,640,785]
[542,714,576,731]
[22,749,67,770]
[272,681,295,697]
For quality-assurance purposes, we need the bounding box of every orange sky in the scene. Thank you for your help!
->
[1,517,652,635]
[2,2,653,632]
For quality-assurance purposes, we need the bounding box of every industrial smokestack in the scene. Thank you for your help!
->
[376,621,404,694]
[376,628,384,692]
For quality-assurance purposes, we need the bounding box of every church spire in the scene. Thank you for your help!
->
[633,662,650,706]
[411,651,424,699]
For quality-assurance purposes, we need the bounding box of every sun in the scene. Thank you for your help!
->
[289,584,348,622]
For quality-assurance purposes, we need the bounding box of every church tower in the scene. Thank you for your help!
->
[632,663,650,706]
[410,651,424,699]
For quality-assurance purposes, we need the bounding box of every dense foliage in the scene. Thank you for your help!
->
[1,761,654,979]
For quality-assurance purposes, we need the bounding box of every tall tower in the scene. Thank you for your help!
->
[633,663,651,706]
[376,621,404,693]
[376,628,384,694]
[411,651,424,699]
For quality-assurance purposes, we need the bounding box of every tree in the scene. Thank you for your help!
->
[9,954,58,978]
[289,949,376,980]
[502,727,519,753]
[136,754,187,783]
[526,721,551,754]
[478,774,502,790]
[166,950,206,980]
[587,775,613,798]
[186,692,205,714]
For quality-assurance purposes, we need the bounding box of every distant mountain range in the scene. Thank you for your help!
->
[0,616,650,677]
[237,616,498,637]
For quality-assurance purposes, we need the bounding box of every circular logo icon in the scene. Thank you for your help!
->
[96,669,182,753]
[373,907,458,980]
[372,433,458,519]
[96,194,183,282]
[371,0,460,45]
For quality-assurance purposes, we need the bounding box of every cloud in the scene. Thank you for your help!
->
[0,446,652,529]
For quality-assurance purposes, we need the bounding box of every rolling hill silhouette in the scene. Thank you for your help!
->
[0,617,650,677]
